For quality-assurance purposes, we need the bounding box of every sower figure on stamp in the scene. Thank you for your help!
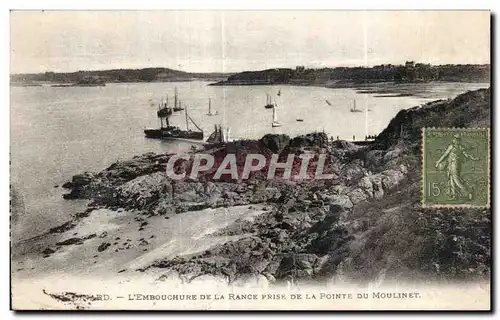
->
[435,134,479,200]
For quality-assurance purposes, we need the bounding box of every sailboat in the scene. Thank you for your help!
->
[207,124,232,143]
[272,103,282,127]
[277,90,281,96]
[350,99,363,113]
[207,98,219,116]
[264,94,274,109]
[173,87,184,112]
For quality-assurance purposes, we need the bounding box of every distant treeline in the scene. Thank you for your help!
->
[11,62,490,85]
[214,62,490,85]
[10,68,232,84]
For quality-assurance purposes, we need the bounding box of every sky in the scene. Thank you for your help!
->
[10,10,491,74]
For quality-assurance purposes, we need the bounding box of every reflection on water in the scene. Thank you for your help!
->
[10,81,488,238]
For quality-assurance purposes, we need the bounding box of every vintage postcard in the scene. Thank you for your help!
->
[10,10,491,310]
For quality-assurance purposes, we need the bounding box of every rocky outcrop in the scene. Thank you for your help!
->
[373,88,490,150]
[97,242,111,252]
[288,132,328,149]
[260,134,290,153]
[59,88,490,284]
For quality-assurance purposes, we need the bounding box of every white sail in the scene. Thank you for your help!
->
[221,126,232,142]
[207,98,218,116]
[350,98,362,112]
[272,103,281,127]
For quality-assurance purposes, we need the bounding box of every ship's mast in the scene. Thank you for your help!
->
[185,105,189,130]
[209,98,212,114]
[365,100,368,138]
[174,87,178,109]
[158,100,163,129]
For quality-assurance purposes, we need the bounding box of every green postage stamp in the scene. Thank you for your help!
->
[422,128,490,207]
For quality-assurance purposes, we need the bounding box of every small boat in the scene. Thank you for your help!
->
[272,104,282,127]
[296,118,304,122]
[264,94,274,109]
[277,90,281,96]
[325,100,332,106]
[207,98,219,116]
[172,88,184,112]
[350,99,363,113]
[144,127,203,140]
[173,100,185,112]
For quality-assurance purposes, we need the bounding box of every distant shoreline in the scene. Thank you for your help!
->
[9,67,232,86]
[10,63,489,89]
[10,78,229,87]
[209,79,489,87]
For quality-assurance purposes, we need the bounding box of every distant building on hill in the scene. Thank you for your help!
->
[405,61,415,68]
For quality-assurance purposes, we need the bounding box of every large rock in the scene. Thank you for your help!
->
[357,174,383,199]
[97,242,111,252]
[289,132,328,149]
[323,194,353,213]
[332,140,359,150]
[260,134,290,153]
[72,172,94,185]
[63,172,99,199]
[354,165,408,202]
[117,172,171,209]
[381,165,408,190]
[102,153,168,181]
[63,172,94,189]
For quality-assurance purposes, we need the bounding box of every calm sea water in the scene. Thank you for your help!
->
[10,81,488,240]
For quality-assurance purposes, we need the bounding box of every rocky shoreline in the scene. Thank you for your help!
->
[44,88,491,286]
